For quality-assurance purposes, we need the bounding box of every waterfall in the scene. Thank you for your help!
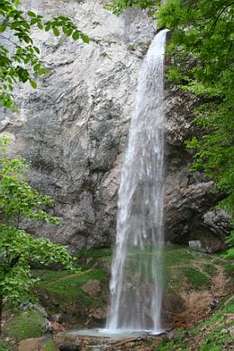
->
[106,29,168,334]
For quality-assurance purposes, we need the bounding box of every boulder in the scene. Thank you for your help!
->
[82,280,102,297]
[18,337,58,351]
[54,333,80,351]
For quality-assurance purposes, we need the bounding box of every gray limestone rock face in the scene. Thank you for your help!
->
[0,0,230,252]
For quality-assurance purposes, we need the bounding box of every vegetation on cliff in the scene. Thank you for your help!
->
[0,136,75,333]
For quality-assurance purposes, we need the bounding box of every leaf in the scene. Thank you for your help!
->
[33,46,40,54]
[28,11,37,17]
[0,24,6,32]
[72,30,80,40]
[52,27,60,36]
[81,33,90,43]
[29,80,37,89]
[45,23,51,31]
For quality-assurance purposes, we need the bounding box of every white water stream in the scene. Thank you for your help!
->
[106,29,168,334]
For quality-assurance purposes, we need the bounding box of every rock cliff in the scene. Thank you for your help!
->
[0,0,229,251]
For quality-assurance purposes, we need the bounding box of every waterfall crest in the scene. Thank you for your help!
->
[106,29,168,333]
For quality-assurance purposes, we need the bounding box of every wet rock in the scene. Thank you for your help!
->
[18,337,43,351]
[59,346,80,351]
[50,321,66,334]
[54,333,80,351]
[18,337,58,351]
[88,307,107,320]
[82,280,102,297]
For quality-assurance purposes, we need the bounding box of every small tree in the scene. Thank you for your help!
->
[0,136,74,333]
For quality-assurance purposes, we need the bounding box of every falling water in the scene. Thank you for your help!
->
[106,29,168,334]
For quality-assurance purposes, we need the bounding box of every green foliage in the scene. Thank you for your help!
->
[0,137,74,314]
[0,137,58,226]
[158,0,234,256]
[0,341,10,351]
[0,225,74,307]
[106,0,158,15]
[225,230,234,259]
[4,309,45,341]
[0,0,89,108]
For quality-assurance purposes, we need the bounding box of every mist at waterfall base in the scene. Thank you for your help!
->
[105,29,168,336]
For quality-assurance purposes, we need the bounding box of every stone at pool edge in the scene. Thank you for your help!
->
[54,333,80,351]
[18,336,59,351]
[53,329,168,351]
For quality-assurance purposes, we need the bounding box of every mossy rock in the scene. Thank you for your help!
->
[33,268,108,326]
[35,269,106,306]
[3,310,46,341]
[162,245,227,291]
[33,246,232,329]
[18,337,58,351]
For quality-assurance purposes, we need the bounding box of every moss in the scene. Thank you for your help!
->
[42,339,58,351]
[161,246,216,291]
[36,269,105,298]
[183,267,210,289]
[202,263,217,276]
[34,269,107,322]
[164,246,195,267]
[223,262,234,278]
[77,248,112,259]
[4,310,45,341]
[223,297,234,313]
[76,248,112,269]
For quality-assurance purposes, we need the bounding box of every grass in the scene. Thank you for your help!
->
[164,246,195,266]
[183,267,210,289]
[202,263,217,276]
[35,269,105,297]
[161,245,215,291]
[3,309,45,341]
[34,269,107,324]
